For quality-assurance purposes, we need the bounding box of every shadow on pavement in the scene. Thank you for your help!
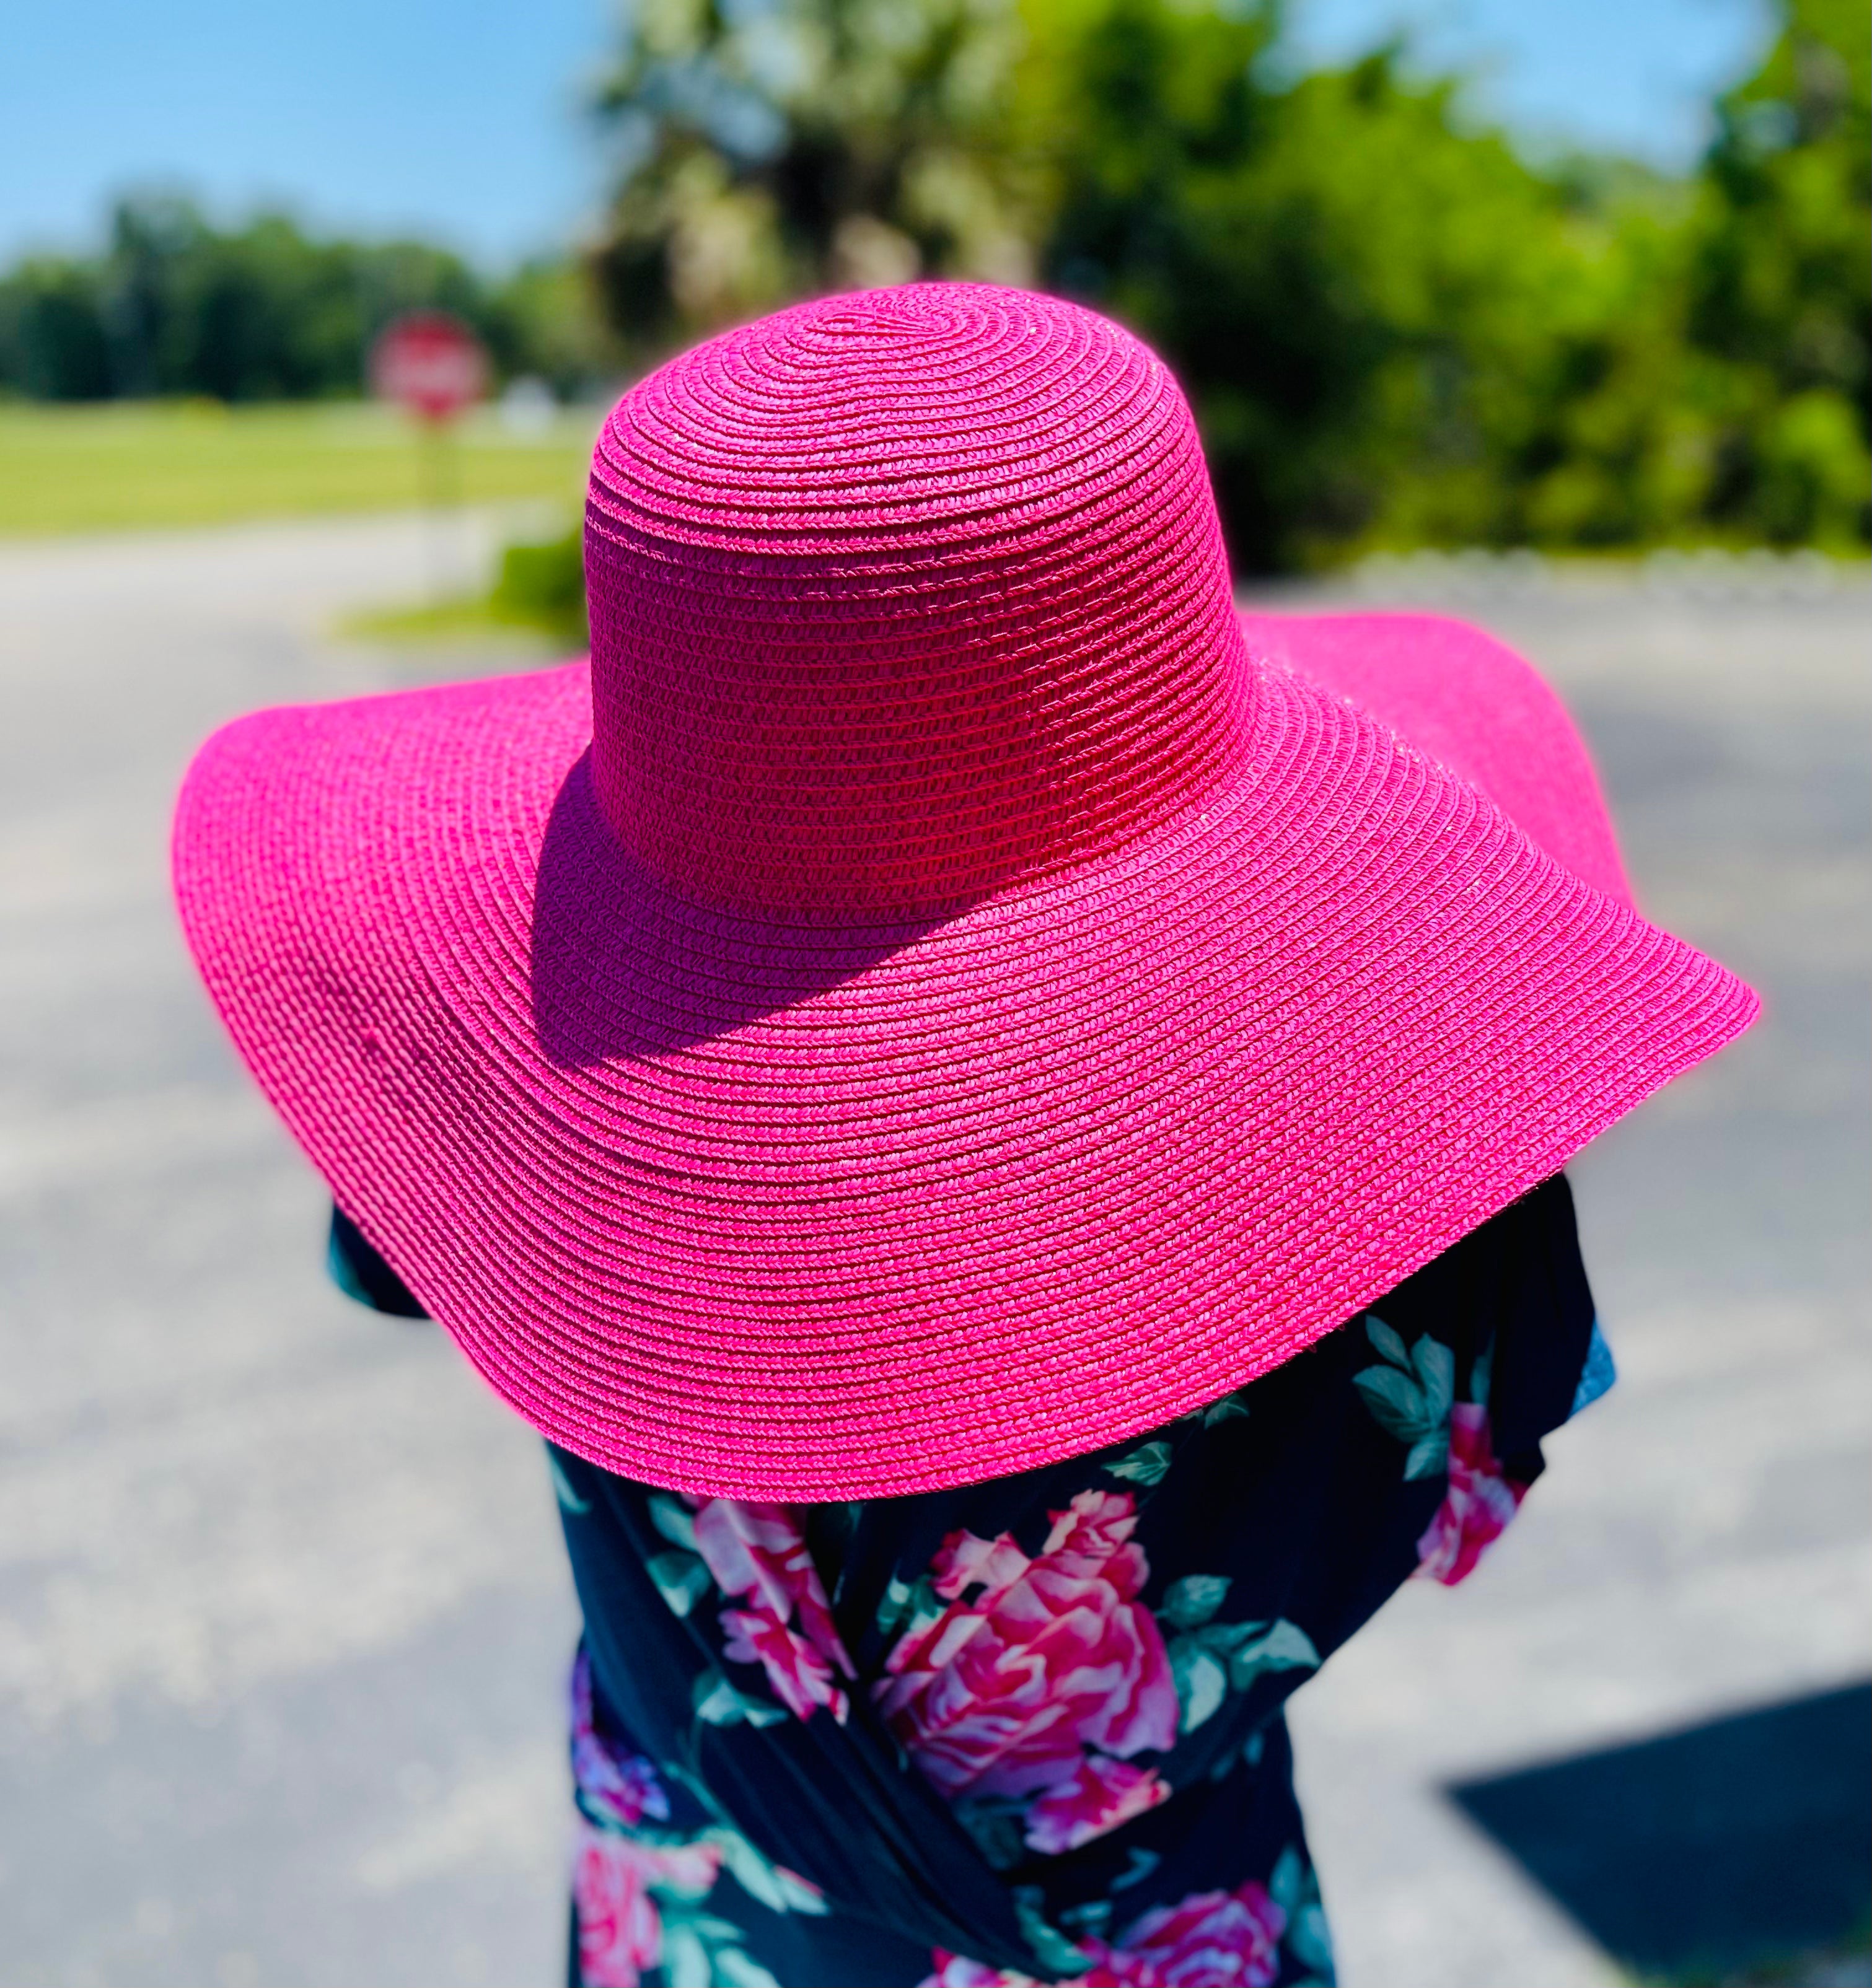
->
[1448,1681,1872,1977]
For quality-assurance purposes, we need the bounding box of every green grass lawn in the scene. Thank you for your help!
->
[0,398,599,535]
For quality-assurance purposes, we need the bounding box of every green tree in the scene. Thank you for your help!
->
[1023,0,1863,563]
[0,195,618,405]
[581,0,1867,563]
[1027,9,1589,566]
[485,258,622,399]
[0,259,114,400]
[1482,179,1726,551]
[586,0,1035,354]
[1689,0,1870,543]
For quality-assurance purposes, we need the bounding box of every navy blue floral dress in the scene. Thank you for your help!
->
[331,1175,1612,1988]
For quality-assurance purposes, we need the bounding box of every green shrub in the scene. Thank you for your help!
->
[490,529,589,644]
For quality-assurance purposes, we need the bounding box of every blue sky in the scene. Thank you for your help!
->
[2,0,1772,269]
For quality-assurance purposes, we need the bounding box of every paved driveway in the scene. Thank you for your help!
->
[1,522,1865,1986]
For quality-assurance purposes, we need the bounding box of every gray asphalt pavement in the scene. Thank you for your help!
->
[1,520,1866,1987]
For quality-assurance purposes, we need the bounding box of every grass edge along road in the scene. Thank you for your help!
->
[0,400,598,536]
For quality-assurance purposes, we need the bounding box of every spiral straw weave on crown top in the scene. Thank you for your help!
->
[583,284,1250,921]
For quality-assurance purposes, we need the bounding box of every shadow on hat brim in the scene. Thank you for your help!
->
[530,753,955,1066]
[172,633,1754,1499]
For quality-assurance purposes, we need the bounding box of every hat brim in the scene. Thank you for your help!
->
[173,625,1753,1498]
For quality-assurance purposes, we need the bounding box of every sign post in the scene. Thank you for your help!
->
[369,310,490,601]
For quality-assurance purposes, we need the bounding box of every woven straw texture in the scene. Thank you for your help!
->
[173,284,1756,1499]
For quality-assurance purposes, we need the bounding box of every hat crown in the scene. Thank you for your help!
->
[584,283,1247,919]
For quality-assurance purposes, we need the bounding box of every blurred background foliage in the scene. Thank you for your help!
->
[582,0,1867,566]
[0,196,613,406]
[2,0,1865,570]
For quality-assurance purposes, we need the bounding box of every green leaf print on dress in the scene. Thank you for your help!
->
[1152,1574,1321,1735]
[1106,1440,1175,1486]
[1355,1318,1533,1586]
[1351,1313,1455,1478]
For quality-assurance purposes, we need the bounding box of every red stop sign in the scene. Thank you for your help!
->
[370,311,489,422]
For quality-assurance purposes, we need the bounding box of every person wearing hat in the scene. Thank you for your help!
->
[175,285,1754,1988]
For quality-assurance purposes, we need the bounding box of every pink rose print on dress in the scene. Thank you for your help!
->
[1413,1403,1528,1586]
[876,1489,1177,1853]
[1024,1753,1171,1854]
[1355,1320,1530,1586]
[690,1497,856,1722]
[918,1878,1288,1988]
[569,1650,671,1829]
[721,1603,850,1723]
[572,1823,721,1988]
[1117,1879,1287,1987]
[918,1954,1047,1988]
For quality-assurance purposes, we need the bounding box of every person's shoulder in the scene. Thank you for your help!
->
[327,1204,428,1318]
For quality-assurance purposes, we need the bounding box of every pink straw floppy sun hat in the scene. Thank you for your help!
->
[174,282,1756,1500]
